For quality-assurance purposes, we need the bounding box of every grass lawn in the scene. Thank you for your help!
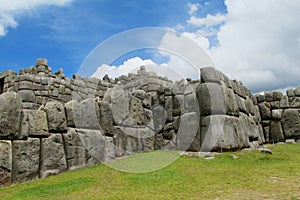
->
[0,144,299,200]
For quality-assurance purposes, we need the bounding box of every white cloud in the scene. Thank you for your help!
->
[187,13,226,27]
[92,57,157,79]
[0,14,18,36]
[187,3,201,16]
[210,0,300,92]
[0,0,72,37]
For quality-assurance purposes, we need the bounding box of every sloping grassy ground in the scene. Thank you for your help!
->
[1,144,299,200]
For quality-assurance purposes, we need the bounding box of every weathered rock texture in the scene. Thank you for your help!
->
[0,58,299,186]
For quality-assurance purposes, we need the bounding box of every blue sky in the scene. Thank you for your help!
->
[0,0,224,75]
[0,0,300,93]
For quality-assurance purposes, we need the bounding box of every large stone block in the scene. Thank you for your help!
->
[270,121,285,143]
[63,128,86,170]
[113,127,126,157]
[77,129,105,164]
[18,90,36,103]
[272,109,283,120]
[45,101,67,132]
[236,96,247,114]
[198,83,226,116]
[176,112,199,151]
[273,91,283,101]
[224,86,239,116]
[0,140,12,186]
[289,97,300,108]
[20,110,49,138]
[184,92,199,114]
[200,115,250,152]
[152,104,167,133]
[80,98,101,129]
[200,67,221,84]
[279,96,289,109]
[124,127,138,155]
[129,96,144,126]
[12,138,40,183]
[110,87,130,125]
[103,136,115,162]
[0,92,22,139]
[258,102,271,119]
[144,108,154,130]
[99,101,113,136]
[173,94,183,116]
[40,134,67,178]
[282,109,300,139]
[165,96,173,122]
[65,100,80,127]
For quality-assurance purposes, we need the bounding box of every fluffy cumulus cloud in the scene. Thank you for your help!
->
[178,0,300,93]
[92,57,157,79]
[187,13,226,27]
[210,0,300,92]
[0,0,72,36]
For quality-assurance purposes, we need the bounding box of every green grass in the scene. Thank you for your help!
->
[1,144,300,200]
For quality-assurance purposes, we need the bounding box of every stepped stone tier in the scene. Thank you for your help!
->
[0,58,299,186]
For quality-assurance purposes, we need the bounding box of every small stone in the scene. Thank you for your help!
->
[258,148,273,155]
[285,139,296,144]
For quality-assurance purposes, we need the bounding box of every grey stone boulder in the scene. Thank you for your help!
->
[77,129,105,164]
[164,96,173,122]
[197,83,226,116]
[279,96,289,109]
[17,90,36,103]
[99,101,113,136]
[287,89,295,97]
[103,136,115,162]
[184,92,199,114]
[282,109,300,139]
[200,115,250,152]
[40,134,67,178]
[256,94,266,103]
[63,128,87,170]
[224,86,239,116]
[294,86,300,96]
[273,91,283,101]
[12,138,40,183]
[113,127,126,157]
[0,140,12,186]
[258,102,271,119]
[289,97,300,108]
[271,109,283,120]
[264,92,273,102]
[173,94,184,117]
[0,92,22,139]
[45,101,67,132]
[64,100,80,127]
[80,98,101,129]
[236,96,247,114]
[270,121,285,143]
[200,67,221,84]
[110,87,130,125]
[20,110,49,138]
[129,96,144,126]
[142,93,152,109]
[132,90,146,100]
[152,104,167,133]
[176,112,199,151]
[144,108,154,131]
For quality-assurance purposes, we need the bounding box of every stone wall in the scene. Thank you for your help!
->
[198,67,264,152]
[0,58,299,187]
[256,89,300,144]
